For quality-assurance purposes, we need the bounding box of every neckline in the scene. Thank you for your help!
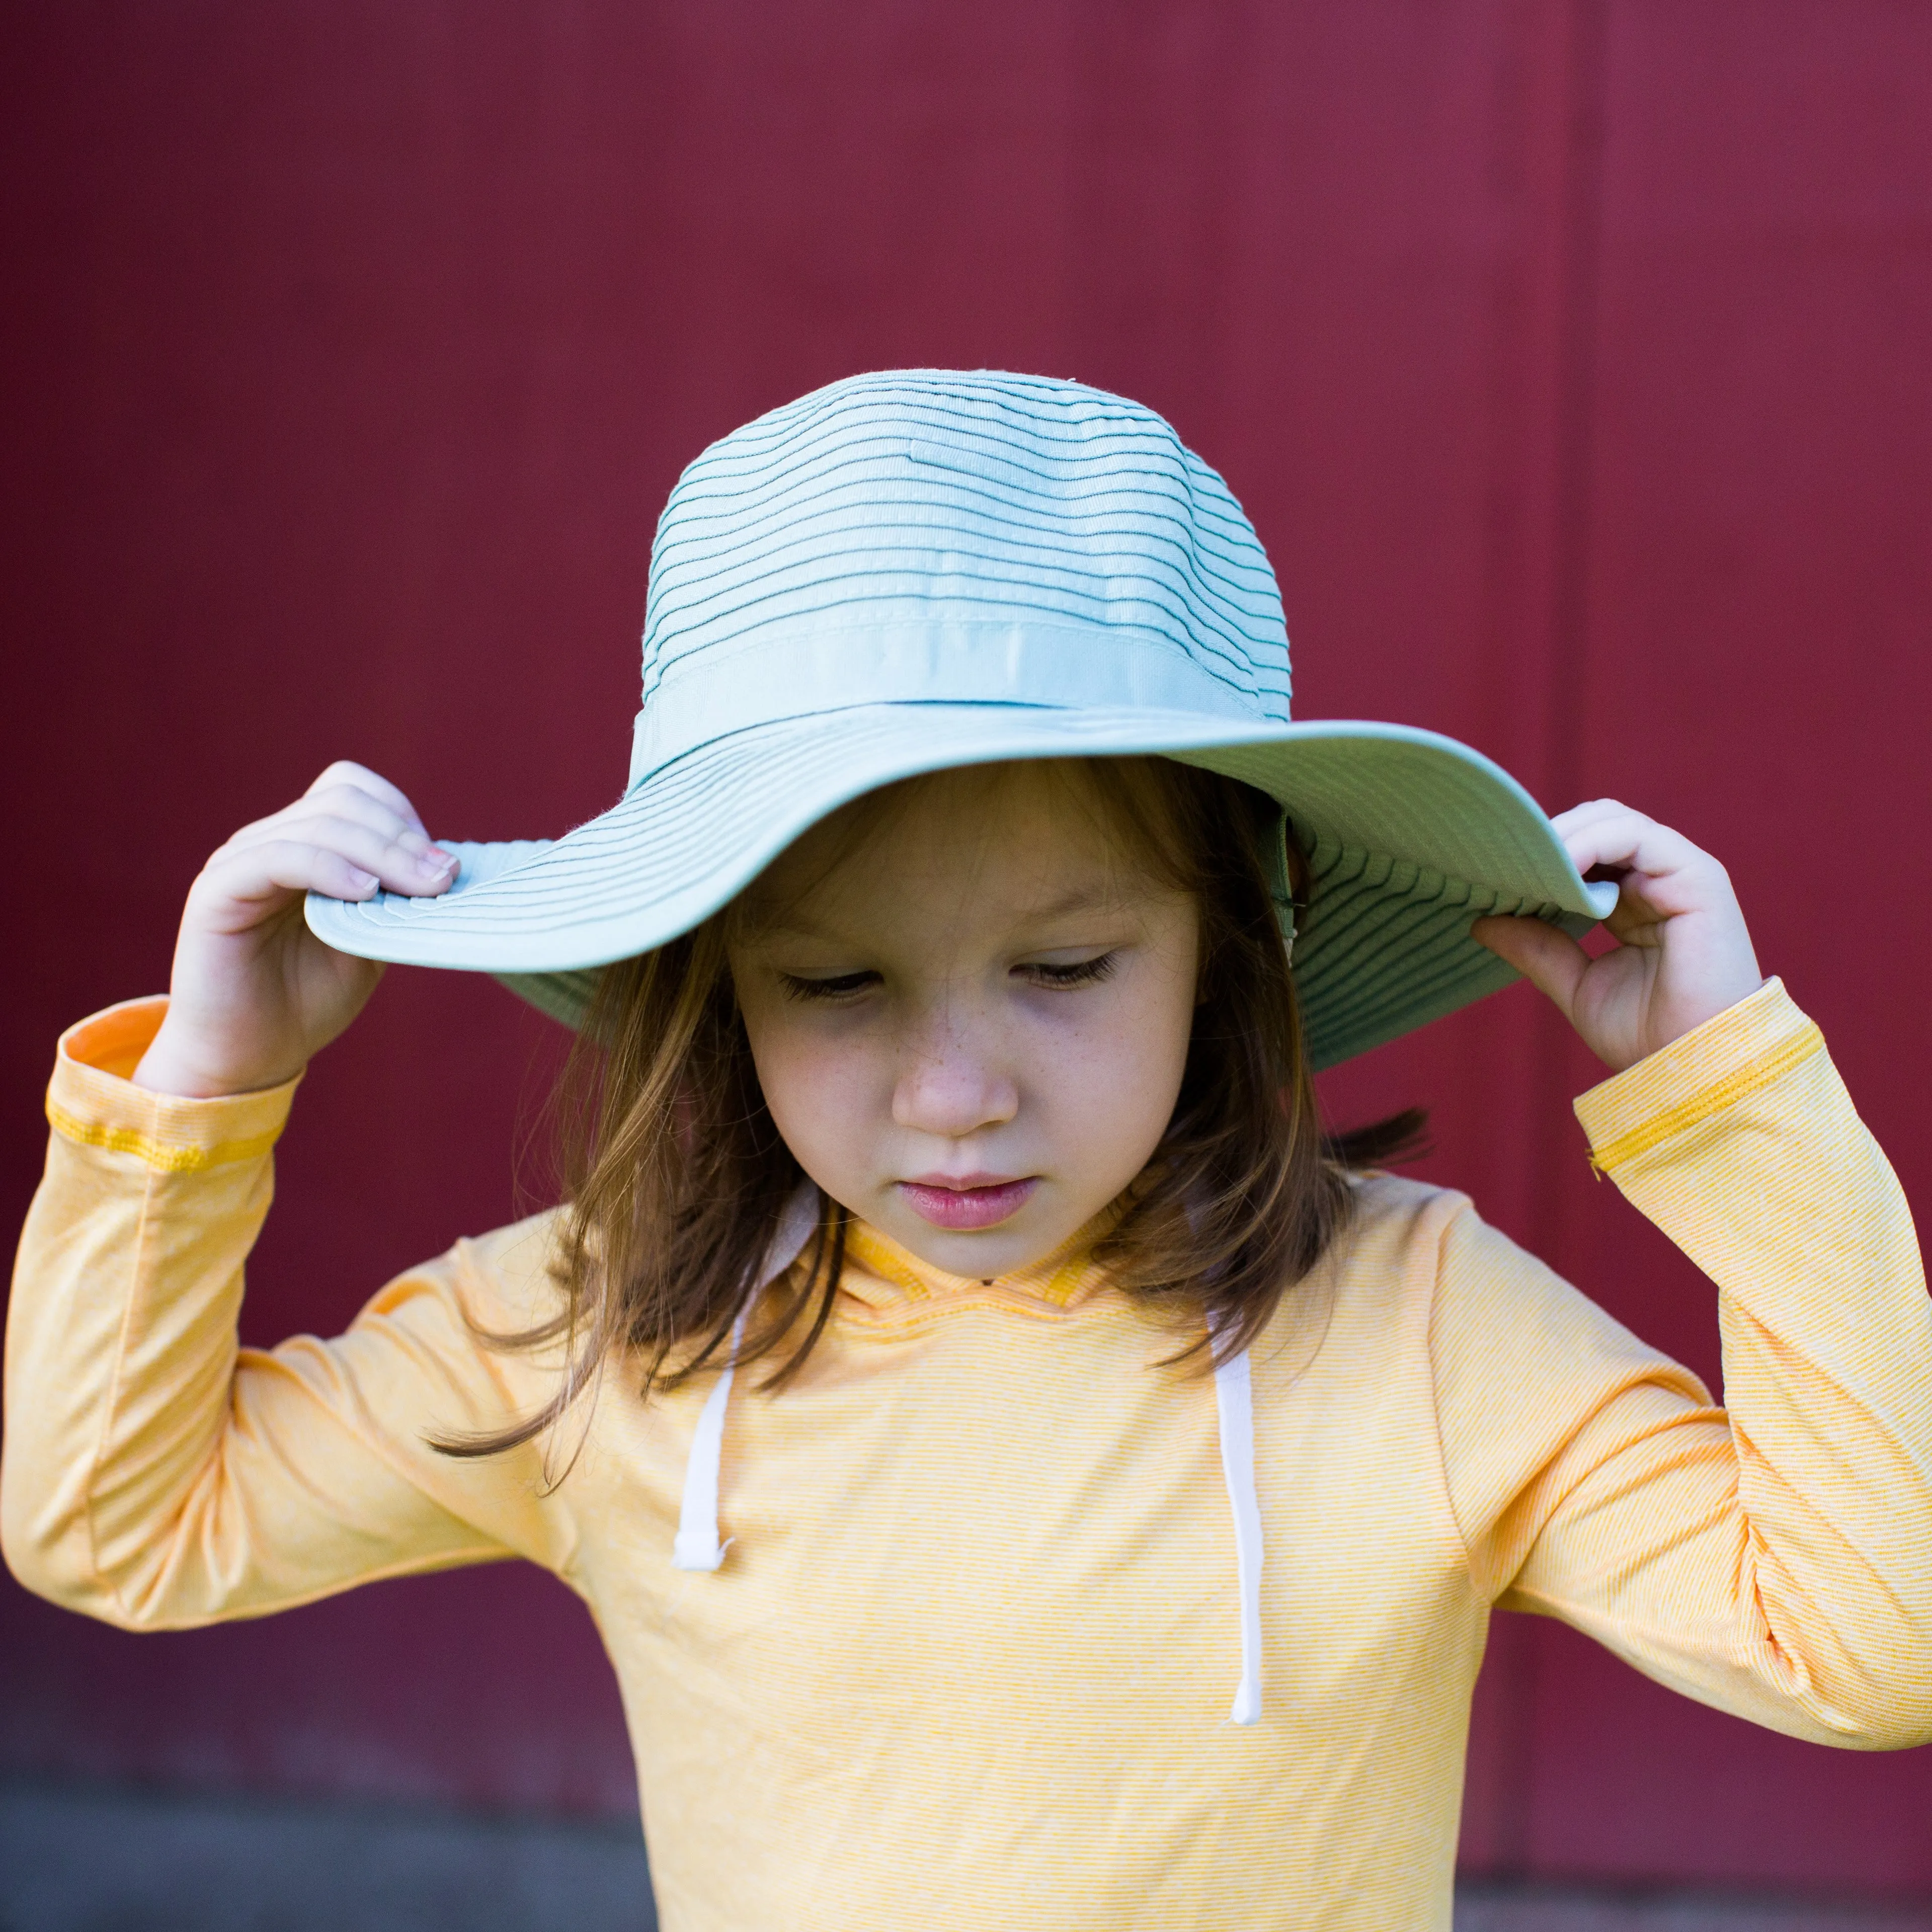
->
[837,1208,1121,1313]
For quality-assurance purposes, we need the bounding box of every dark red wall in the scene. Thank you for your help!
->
[3,0,1928,1897]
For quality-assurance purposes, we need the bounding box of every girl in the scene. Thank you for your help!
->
[6,370,1930,1931]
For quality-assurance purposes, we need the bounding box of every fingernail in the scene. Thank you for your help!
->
[347,866,379,893]
[415,849,457,878]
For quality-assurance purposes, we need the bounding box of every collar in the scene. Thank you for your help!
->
[837,1206,1122,1314]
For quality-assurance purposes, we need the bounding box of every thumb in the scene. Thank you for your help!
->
[1471,914,1590,1020]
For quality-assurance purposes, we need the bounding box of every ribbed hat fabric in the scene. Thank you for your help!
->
[308,369,1613,1067]
[628,369,1291,780]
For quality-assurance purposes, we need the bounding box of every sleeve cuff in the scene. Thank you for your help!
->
[1573,978,1826,1176]
[47,997,300,1174]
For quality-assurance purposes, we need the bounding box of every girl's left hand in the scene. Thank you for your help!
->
[1471,800,1764,1074]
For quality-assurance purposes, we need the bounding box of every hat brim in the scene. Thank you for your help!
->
[305,703,1615,1070]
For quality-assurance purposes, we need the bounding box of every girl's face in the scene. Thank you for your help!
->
[729,761,1201,1278]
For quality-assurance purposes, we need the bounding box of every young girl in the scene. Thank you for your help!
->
[6,370,1929,1931]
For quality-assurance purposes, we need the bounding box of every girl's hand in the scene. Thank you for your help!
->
[1471,800,1764,1075]
[131,762,458,1098]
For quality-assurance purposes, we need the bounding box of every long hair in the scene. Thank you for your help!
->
[436,758,1423,1459]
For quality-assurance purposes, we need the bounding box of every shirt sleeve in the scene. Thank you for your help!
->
[1431,978,1932,1749]
[2,998,579,1630]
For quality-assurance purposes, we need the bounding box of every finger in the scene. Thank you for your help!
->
[229,786,442,863]
[303,760,430,836]
[1550,799,1702,882]
[1556,809,1712,890]
[210,817,457,903]
[195,837,390,911]
[1600,880,1668,945]
[1471,914,1590,1018]
[1548,797,1631,840]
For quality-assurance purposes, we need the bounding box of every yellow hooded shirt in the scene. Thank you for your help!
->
[6,980,1932,1930]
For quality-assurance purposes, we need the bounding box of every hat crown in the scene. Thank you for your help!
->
[310,366,1605,1070]
[632,371,1292,776]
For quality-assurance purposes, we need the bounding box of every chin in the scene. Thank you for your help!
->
[888,1212,1067,1279]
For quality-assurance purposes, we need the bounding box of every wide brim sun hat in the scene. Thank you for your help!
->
[307,369,1616,1071]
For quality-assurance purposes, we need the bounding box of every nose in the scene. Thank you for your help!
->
[890,1002,1020,1141]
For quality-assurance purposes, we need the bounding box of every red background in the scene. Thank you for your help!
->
[3,0,1928,1899]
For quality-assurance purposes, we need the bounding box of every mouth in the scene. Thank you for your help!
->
[896,1174,1039,1231]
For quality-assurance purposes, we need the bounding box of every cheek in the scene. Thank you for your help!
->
[1122,919,1202,1103]
[738,1004,884,1170]
[1037,960,1196,1162]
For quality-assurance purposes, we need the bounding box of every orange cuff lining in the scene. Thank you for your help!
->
[61,996,171,1081]
[49,996,296,1173]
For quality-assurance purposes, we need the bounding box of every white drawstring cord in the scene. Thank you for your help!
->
[670,1299,752,1571]
[672,1188,1266,1727]
[670,1184,819,1573]
[1213,1338,1265,1725]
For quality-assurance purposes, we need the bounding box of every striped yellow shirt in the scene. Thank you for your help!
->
[5,980,1930,1930]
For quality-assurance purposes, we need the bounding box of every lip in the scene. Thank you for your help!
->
[896,1174,1038,1231]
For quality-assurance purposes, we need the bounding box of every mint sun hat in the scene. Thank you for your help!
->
[307,368,1616,1068]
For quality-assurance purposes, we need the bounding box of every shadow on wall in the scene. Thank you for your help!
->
[0,1783,655,1932]
[4,1783,1931,1932]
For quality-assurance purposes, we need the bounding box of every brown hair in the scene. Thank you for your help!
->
[438,758,1422,1460]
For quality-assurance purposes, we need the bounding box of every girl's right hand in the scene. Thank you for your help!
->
[132,762,459,1099]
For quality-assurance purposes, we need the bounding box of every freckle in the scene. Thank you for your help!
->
[981,1278,994,1287]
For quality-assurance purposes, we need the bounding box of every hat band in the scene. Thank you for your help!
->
[627,620,1280,788]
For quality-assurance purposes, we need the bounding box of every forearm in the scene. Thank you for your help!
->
[4,1000,522,1629]
[3,999,292,1621]
[1577,979,1932,1740]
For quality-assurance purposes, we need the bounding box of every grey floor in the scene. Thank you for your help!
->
[2,1783,1927,1931]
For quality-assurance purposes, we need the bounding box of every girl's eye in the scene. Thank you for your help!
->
[1018,952,1118,990]
[778,971,880,1004]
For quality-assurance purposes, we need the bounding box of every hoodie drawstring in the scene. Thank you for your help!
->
[670,1184,819,1573]
[669,1199,1266,1726]
[1212,1338,1265,1726]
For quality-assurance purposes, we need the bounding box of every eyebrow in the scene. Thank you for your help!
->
[1012,884,1123,922]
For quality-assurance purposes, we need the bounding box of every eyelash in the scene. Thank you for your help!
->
[777,953,1119,1003]
[1021,953,1118,990]
[779,971,878,1004]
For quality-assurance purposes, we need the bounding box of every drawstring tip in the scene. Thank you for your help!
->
[671,1531,729,1572]
[1228,1683,1262,1727]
